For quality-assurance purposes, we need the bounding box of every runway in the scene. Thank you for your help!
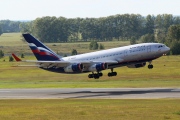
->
[0,88,180,99]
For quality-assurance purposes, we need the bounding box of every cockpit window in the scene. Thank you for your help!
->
[158,45,164,48]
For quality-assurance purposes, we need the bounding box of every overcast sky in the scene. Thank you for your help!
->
[0,0,180,20]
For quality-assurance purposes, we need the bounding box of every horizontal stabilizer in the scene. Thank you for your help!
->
[12,65,39,67]
[12,53,22,62]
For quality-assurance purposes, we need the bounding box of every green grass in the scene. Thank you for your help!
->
[0,55,179,88]
[0,33,179,120]
[0,33,29,55]
[0,99,180,120]
[0,33,24,45]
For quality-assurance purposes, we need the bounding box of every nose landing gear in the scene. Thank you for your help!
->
[148,64,153,69]
[148,61,153,69]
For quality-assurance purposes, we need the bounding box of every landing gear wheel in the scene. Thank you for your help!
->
[108,72,112,77]
[94,74,99,79]
[88,72,102,79]
[112,72,117,76]
[98,72,103,77]
[148,64,153,69]
[88,74,94,78]
[108,68,117,77]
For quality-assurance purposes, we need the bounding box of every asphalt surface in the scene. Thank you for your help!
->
[0,88,180,99]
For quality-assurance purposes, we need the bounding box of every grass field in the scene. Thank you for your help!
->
[0,99,180,120]
[0,49,179,88]
[0,33,130,55]
[0,33,180,120]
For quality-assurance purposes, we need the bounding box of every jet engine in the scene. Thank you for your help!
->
[88,63,108,72]
[64,63,83,72]
[127,62,146,68]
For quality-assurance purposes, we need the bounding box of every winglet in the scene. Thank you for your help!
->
[12,53,22,62]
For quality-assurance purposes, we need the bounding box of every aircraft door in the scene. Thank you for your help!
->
[124,50,128,57]
[147,46,151,53]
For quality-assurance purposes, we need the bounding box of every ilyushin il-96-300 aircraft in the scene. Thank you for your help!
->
[12,34,170,79]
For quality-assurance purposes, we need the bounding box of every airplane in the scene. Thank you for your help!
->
[12,33,170,79]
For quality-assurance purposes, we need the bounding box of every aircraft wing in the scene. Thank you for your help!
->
[12,54,119,68]
[25,60,72,68]
[19,60,118,68]
[80,60,119,68]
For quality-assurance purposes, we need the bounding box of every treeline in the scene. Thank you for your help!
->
[0,14,180,54]
[0,20,21,34]
[19,14,180,43]
[1,14,180,43]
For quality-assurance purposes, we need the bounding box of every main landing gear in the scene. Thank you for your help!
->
[108,68,117,77]
[148,61,153,69]
[88,72,103,79]
[88,69,117,79]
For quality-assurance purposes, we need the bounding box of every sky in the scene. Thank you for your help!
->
[0,0,180,20]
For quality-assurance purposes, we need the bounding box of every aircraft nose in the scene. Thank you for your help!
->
[164,47,170,53]
[166,47,170,52]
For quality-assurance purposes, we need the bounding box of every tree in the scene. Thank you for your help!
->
[68,18,83,42]
[19,22,33,33]
[166,25,180,55]
[155,15,164,29]
[99,43,105,49]
[163,14,173,31]
[145,15,155,34]
[155,29,167,43]
[140,34,155,43]
[170,41,180,55]
[33,16,69,43]
[130,36,137,45]
[63,54,67,57]
[89,41,98,50]
[0,25,2,35]
[9,56,14,62]
[167,25,180,42]
[0,50,4,58]
[21,53,24,58]
[71,49,77,55]
[0,20,21,32]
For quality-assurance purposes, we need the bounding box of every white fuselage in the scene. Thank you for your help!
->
[62,43,170,67]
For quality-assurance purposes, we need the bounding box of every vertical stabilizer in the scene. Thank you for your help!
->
[23,34,60,61]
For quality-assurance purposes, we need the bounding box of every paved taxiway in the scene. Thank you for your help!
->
[0,88,180,99]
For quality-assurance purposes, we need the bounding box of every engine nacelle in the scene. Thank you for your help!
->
[64,63,83,73]
[88,63,108,72]
[127,62,146,68]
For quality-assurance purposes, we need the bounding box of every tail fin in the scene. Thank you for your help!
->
[22,34,60,61]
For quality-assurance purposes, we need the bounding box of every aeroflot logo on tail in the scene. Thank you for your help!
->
[28,43,59,58]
